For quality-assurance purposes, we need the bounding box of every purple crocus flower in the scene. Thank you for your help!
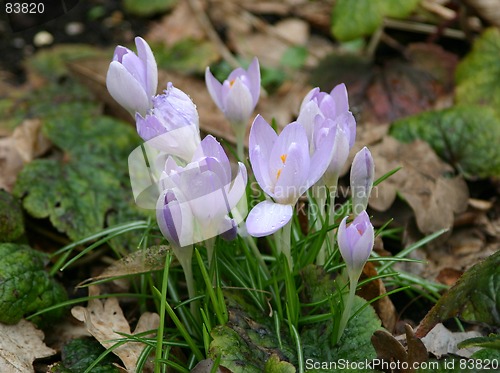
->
[106,37,158,117]
[135,83,201,161]
[245,115,336,237]
[205,57,260,126]
[337,210,374,278]
[297,83,356,148]
[156,135,247,246]
[350,147,375,216]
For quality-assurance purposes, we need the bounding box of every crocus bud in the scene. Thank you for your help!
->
[106,37,158,117]
[156,188,194,248]
[350,147,374,217]
[205,57,260,126]
[337,210,374,279]
[135,83,201,161]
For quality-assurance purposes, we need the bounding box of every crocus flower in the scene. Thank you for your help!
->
[337,210,374,278]
[245,115,335,237]
[335,210,374,343]
[350,147,375,217]
[135,83,201,161]
[313,116,351,190]
[205,57,260,126]
[106,37,158,117]
[156,135,247,246]
[297,83,356,149]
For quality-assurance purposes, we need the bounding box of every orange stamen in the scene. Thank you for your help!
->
[280,154,287,164]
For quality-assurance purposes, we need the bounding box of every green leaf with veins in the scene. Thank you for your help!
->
[13,103,144,244]
[390,105,500,178]
[0,190,24,242]
[416,251,500,338]
[51,338,120,373]
[331,0,419,41]
[209,291,296,372]
[0,243,67,325]
[455,28,500,116]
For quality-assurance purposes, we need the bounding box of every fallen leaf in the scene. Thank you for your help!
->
[146,0,206,46]
[369,136,469,234]
[0,319,55,373]
[371,325,428,373]
[358,262,398,332]
[416,251,500,338]
[420,323,481,358]
[0,119,50,192]
[71,286,160,373]
[79,245,170,286]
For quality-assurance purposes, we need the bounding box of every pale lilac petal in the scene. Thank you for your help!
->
[135,36,158,98]
[296,100,321,143]
[224,78,254,124]
[246,57,261,104]
[246,200,293,237]
[351,212,374,268]
[106,61,150,116]
[205,67,224,110]
[305,123,336,189]
[113,46,129,62]
[274,143,309,204]
[249,115,277,194]
[227,67,247,82]
[351,147,375,216]
[156,188,194,247]
[193,135,230,183]
[269,122,307,181]
[140,118,200,161]
[226,162,248,208]
[323,124,350,188]
[135,112,167,141]
[330,83,349,114]
[337,216,350,262]
[299,87,319,112]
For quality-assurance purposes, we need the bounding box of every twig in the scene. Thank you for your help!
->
[186,0,240,68]
[383,18,466,39]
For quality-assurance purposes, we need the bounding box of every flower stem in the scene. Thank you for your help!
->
[234,122,246,162]
[336,273,359,344]
[280,219,293,270]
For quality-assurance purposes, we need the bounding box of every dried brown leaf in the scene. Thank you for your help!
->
[0,119,51,191]
[146,1,206,46]
[369,137,469,234]
[71,286,159,373]
[0,319,55,373]
[358,262,398,331]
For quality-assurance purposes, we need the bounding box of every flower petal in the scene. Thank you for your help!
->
[135,36,158,99]
[224,78,254,124]
[205,67,224,110]
[305,122,336,190]
[330,83,349,114]
[246,200,293,237]
[106,61,150,116]
[249,115,277,195]
[273,142,310,204]
[246,57,261,105]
